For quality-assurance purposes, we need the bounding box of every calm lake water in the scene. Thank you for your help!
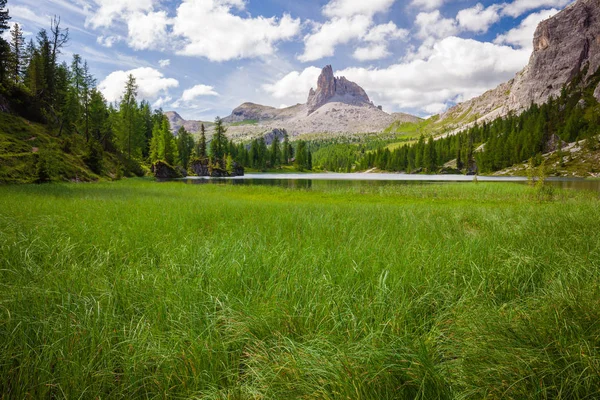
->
[176,173,600,193]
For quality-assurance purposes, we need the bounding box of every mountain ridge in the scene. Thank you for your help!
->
[435,0,600,133]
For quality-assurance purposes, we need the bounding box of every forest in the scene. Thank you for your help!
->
[312,67,600,174]
[0,3,313,183]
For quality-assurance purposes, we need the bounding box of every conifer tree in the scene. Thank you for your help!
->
[176,126,194,169]
[210,117,228,161]
[196,123,207,158]
[0,0,9,85]
[117,74,143,158]
[282,131,290,165]
[9,22,24,84]
[270,136,281,168]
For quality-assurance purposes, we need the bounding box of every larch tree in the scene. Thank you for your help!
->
[118,74,142,158]
[9,22,24,84]
[210,117,228,161]
[176,126,195,169]
[0,0,9,85]
[196,123,207,158]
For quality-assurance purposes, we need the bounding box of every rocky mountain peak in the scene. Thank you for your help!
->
[306,65,373,115]
[439,0,600,130]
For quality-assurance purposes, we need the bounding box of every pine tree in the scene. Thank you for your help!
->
[117,74,142,158]
[295,141,307,171]
[176,126,194,169]
[161,117,178,165]
[0,0,9,85]
[0,0,9,33]
[282,131,290,165]
[210,117,227,161]
[270,136,281,168]
[196,123,207,158]
[9,23,24,84]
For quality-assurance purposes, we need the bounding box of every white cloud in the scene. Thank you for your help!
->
[353,45,392,61]
[495,8,558,50]
[172,0,300,62]
[323,0,395,18]
[152,96,173,109]
[127,11,170,50]
[300,0,407,62]
[159,59,171,68]
[263,66,322,101]
[415,11,458,39]
[457,4,502,33]
[299,15,371,62]
[364,22,408,43]
[180,84,219,101]
[501,0,571,17]
[270,37,530,114]
[99,67,179,103]
[172,84,219,108]
[96,35,121,48]
[410,0,445,11]
[86,0,155,28]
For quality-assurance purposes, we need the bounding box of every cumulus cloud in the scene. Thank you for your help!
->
[262,67,322,101]
[415,10,458,39]
[172,84,219,108]
[323,0,395,18]
[270,37,530,114]
[159,59,171,68]
[172,0,301,62]
[410,0,446,11]
[127,11,170,50]
[299,15,372,62]
[152,96,173,109]
[457,3,502,33]
[501,0,571,17]
[99,67,179,103]
[353,45,392,61]
[495,8,558,49]
[86,0,155,29]
[300,0,407,62]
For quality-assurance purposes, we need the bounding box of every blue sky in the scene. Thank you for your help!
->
[6,0,573,120]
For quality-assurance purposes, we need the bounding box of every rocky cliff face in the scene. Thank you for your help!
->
[439,0,600,129]
[306,65,374,114]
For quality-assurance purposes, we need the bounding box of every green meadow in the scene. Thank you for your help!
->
[1,179,599,399]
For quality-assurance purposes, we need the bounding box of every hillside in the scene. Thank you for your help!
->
[167,66,422,140]
[431,0,600,134]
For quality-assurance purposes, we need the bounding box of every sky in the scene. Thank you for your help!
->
[5,0,574,121]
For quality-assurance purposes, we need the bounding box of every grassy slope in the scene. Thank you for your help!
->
[1,179,599,398]
[0,112,141,183]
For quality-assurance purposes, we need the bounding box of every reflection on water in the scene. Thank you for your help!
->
[175,173,600,193]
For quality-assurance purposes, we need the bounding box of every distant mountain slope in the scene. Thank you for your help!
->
[164,111,213,135]
[436,0,600,133]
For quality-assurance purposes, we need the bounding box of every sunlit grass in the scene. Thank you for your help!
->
[1,179,599,398]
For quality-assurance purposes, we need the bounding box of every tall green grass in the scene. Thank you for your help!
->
[1,179,599,399]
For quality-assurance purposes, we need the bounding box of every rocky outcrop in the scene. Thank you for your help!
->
[306,65,374,114]
[594,83,600,102]
[508,0,600,108]
[189,158,244,177]
[152,161,184,179]
[439,0,600,129]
